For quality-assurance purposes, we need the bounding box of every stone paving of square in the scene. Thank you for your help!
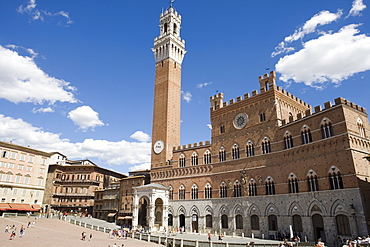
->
[0,216,159,247]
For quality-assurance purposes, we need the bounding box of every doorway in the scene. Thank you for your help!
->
[192,214,198,233]
[312,214,325,242]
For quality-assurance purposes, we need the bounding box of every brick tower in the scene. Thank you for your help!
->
[151,6,186,169]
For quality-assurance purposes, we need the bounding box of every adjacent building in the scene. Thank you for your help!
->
[133,5,370,245]
[118,170,150,227]
[43,153,125,215]
[0,141,51,214]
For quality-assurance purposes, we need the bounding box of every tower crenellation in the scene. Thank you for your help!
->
[259,70,276,91]
[279,97,367,127]
[210,71,310,112]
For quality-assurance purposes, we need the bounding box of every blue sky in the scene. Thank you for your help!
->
[0,0,369,174]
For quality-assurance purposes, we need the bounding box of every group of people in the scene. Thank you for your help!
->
[5,224,27,240]
[338,235,370,246]
[81,231,93,241]
[108,229,128,239]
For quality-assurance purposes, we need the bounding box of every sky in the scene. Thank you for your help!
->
[0,0,369,174]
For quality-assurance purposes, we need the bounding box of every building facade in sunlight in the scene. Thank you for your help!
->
[134,4,370,244]
[43,153,125,215]
[0,141,51,213]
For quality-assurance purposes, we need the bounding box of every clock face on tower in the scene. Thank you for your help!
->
[233,113,248,129]
[153,140,164,154]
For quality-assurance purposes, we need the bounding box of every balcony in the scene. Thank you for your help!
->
[102,195,118,200]
[52,193,94,199]
[53,179,100,186]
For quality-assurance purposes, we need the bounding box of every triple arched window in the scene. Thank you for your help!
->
[284,131,294,149]
[232,144,240,159]
[204,183,212,199]
[219,147,226,162]
[262,137,271,154]
[301,125,312,144]
[288,173,299,193]
[204,150,212,164]
[220,182,227,198]
[179,154,186,167]
[246,141,255,157]
[328,166,343,190]
[191,184,198,199]
[191,152,198,166]
[234,180,242,197]
[357,118,366,138]
[249,179,257,196]
[321,118,334,139]
[307,170,319,192]
[265,176,275,195]
[179,185,185,199]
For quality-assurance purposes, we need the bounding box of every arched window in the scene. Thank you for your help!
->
[328,166,344,190]
[206,215,213,228]
[234,180,242,197]
[246,140,255,157]
[220,125,225,134]
[249,179,257,196]
[221,214,228,229]
[204,183,212,199]
[204,150,212,164]
[357,118,366,138]
[321,118,334,139]
[251,215,259,230]
[191,184,198,199]
[164,23,168,33]
[179,154,186,167]
[265,176,275,195]
[219,147,226,162]
[288,173,299,193]
[232,144,240,160]
[301,125,312,144]
[284,131,294,149]
[268,215,278,231]
[173,23,177,34]
[191,152,198,166]
[260,113,266,122]
[336,214,351,236]
[307,170,319,192]
[179,185,185,200]
[169,186,173,200]
[262,137,271,154]
[220,182,227,198]
[235,215,243,229]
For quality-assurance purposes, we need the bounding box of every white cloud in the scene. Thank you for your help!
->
[17,0,73,26]
[68,106,105,131]
[32,107,54,113]
[272,10,342,57]
[181,91,192,103]
[275,24,370,88]
[348,0,366,17]
[0,45,77,104]
[5,44,38,59]
[0,114,151,167]
[196,82,212,88]
[130,131,151,142]
[128,163,151,172]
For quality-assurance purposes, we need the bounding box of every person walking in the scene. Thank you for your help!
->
[5,225,8,233]
[89,233,93,241]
